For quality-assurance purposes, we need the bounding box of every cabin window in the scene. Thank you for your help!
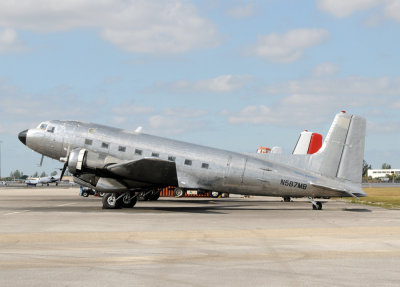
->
[201,163,209,169]
[168,156,176,162]
[47,126,55,133]
[151,152,159,158]
[184,159,192,166]
[135,149,142,156]
[118,146,126,152]
[101,142,109,149]
[85,139,93,145]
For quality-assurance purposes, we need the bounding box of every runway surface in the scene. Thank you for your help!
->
[1,187,399,286]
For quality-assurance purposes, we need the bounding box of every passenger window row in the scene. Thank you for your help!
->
[83,138,209,169]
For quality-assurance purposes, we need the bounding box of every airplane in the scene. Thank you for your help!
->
[25,171,61,186]
[18,111,366,210]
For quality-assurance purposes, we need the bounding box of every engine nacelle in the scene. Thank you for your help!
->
[68,148,105,175]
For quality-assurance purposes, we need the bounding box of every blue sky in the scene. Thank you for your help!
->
[0,0,400,177]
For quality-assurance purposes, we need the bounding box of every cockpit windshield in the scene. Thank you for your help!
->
[38,123,48,130]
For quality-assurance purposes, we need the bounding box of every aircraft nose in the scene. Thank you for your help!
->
[18,129,28,145]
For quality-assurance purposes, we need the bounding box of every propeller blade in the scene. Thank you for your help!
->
[60,161,68,181]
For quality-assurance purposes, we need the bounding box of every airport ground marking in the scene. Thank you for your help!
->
[3,210,30,216]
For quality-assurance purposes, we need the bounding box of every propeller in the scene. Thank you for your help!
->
[59,145,71,181]
[59,161,68,181]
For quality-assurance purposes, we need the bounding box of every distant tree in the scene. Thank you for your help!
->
[40,171,47,177]
[362,160,371,177]
[10,170,24,179]
[32,171,39,178]
[50,171,57,176]
[21,175,28,180]
[382,163,392,169]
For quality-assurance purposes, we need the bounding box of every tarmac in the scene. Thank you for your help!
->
[1,187,399,287]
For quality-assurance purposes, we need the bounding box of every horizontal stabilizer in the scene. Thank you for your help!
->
[310,182,366,199]
[107,158,178,186]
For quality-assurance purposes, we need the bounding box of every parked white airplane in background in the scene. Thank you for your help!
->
[25,171,61,186]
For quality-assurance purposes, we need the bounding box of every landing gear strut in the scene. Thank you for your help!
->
[308,197,323,210]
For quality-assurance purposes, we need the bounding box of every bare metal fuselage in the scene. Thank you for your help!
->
[21,120,359,198]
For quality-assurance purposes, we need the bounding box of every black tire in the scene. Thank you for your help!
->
[102,193,122,209]
[122,192,137,208]
[99,192,105,197]
[283,197,291,202]
[316,202,323,210]
[137,192,147,201]
[82,191,89,197]
[210,191,220,198]
[173,187,185,198]
[148,190,160,201]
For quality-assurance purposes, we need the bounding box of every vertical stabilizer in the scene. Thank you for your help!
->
[310,112,366,183]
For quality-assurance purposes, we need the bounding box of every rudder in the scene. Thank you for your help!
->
[310,112,366,183]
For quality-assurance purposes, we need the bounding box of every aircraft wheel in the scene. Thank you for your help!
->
[98,192,105,197]
[316,202,322,210]
[210,191,220,198]
[283,197,291,202]
[137,192,147,201]
[122,192,137,208]
[174,187,185,198]
[148,190,160,201]
[102,193,122,209]
[82,191,89,197]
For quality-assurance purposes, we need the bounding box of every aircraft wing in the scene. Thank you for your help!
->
[106,158,178,186]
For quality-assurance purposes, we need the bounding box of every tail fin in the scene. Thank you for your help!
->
[311,112,366,183]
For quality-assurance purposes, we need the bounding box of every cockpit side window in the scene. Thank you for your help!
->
[47,126,55,133]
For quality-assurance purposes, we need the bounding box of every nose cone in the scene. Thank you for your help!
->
[18,129,28,145]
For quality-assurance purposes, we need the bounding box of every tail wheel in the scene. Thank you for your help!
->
[173,187,185,198]
[102,193,122,209]
[210,191,220,198]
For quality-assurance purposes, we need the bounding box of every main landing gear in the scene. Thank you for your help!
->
[102,191,137,209]
[308,197,323,210]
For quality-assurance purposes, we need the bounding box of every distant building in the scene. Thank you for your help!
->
[367,169,400,179]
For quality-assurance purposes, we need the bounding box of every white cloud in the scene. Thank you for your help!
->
[0,0,220,54]
[312,63,340,77]
[0,82,98,134]
[264,76,400,97]
[225,75,400,129]
[111,104,154,115]
[384,0,400,22]
[227,4,255,19]
[226,95,339,128]
[317,0,381,18]
[148,108,207,135]
[0,28,27,53]
[248,29,329,63]
[154,74,252,93]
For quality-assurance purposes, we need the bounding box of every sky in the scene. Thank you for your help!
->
[0,0,400,177]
